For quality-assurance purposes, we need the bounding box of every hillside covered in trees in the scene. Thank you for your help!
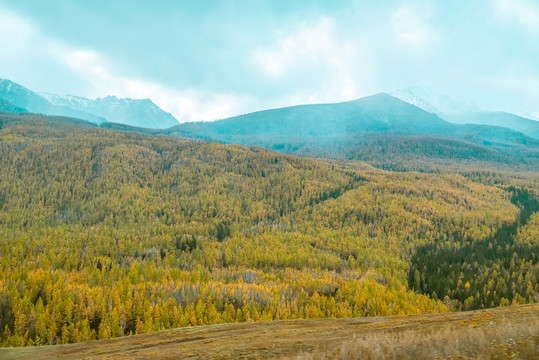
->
[0,113,537,347]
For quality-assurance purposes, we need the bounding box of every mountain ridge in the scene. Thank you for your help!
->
[0,78,179,129]
[170,93,452,138]
[41,93,179,129]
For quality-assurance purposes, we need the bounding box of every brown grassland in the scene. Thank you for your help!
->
[0,303,537,360]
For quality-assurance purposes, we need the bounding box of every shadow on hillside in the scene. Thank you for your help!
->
[408,187,539,309]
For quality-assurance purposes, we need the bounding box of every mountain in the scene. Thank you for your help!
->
[42,93,179,129]
[174,93,451,137]
[0,79,106,124]
[391,86,539,139]
[164,93,539,170]
[0,78,179,129]
[167,93,454,145]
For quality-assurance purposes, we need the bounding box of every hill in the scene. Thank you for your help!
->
[164,94,539,171]
[1,304,537,359]
[0,113,537,348]
[167,93,451,140]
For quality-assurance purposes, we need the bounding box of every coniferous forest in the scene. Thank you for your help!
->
[0,114,538,347]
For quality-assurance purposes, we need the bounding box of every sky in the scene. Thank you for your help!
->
[0,0,538,122]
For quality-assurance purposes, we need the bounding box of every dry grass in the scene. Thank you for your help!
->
[0,304,537,360]
[293,310,538,359]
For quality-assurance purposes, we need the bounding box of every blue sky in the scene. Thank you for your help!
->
[0,0,538,121]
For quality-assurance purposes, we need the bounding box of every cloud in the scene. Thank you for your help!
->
[391,3,435,49]
[254,17,339,78]
[251,17,371,104]
[250,6,440,107]
[1,1,538,120]
[0,7,68,68]
[0,4,256,122]
[61,48,259,122]
[494,0,539,30]
[0,8,34,55]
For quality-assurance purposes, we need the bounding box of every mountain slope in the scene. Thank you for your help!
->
[391,86,539,139]
[0,99,27,114]
[0,79,106,124]
[165,93,539,170]
[43,93,179,129]
[450,111,539,139]
[172,93,451,139]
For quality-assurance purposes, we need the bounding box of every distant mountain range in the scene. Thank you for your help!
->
[0,79,179,129]
[1,78,538,170]
[41,93,179,129]
[391,86,539,139]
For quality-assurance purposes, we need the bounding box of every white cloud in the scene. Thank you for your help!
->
[391,3,434,49]
[494,0,539,30]
[254,17,338,78]
[120,85,259,123]
[0,5,255,122]
[0,8,34,55]
[64,50,108,79]
[62,48,258,122]
[252,17,371,105]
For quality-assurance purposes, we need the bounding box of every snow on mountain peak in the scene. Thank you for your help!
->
[391,86,479,117]
[41,92,179,128]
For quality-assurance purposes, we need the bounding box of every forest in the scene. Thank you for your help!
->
[0,113,537,346]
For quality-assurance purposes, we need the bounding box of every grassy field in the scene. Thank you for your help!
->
[1,304,537,359]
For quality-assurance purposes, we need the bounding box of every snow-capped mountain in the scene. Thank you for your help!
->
[42,93,179,129]
[0,78,179,129]
[391,86,539,139]
[0,79,106,123]
[391,86,480,117]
